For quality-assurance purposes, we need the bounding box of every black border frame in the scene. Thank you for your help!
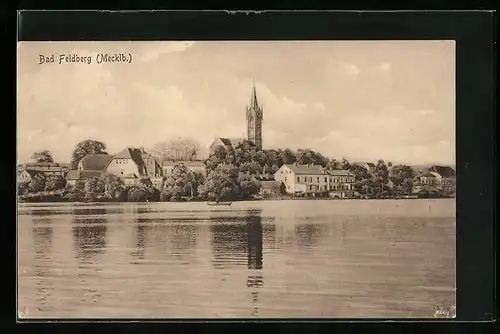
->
[9,9,496,329]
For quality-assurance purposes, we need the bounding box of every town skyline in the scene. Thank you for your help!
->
[17,41,455,165]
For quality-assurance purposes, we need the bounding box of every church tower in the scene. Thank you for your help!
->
[246,83,263,149]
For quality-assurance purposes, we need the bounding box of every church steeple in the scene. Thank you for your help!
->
[246,82,263,149]
[250,81,259,110]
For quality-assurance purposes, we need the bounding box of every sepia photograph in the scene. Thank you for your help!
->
[17,40,456,319]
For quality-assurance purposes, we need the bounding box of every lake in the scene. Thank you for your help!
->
[17,199,456,319]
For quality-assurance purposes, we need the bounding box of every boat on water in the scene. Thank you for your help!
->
[207,201,232,206]
[403,195,419,199]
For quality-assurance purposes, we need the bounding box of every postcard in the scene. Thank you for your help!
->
[17,41,456,319]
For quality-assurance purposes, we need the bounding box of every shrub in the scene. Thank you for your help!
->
[127,186,147,202]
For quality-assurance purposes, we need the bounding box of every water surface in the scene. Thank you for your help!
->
[18,199,456,318]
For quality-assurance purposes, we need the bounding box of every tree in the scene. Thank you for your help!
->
[327,159,342,170]
[83,177,105,195]
[161,164,203,201]
[71,139,108,165]
[390,164,415,195]
[239,161,262,175]
[127,186,148,202]
[17,182,29,196]
[278,148,296,165]
[238,172,261,199]
[295,149,329,166]
[198,163,239,201]
[151,137,202,162]
[374,159,389,184]
[28,173,46,193]
[31,150,53,163]
[100,173,126,201]
[44,175,66,191]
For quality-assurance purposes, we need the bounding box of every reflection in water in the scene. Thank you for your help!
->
[72,209,108,262]
[72,208,107,216]
[247,216,263,270]
[210,222,248,269]
[32,218,53,256]
[294,223,328,248]
[71,208,108,304]
[210,212,265,317]
[130,219,150,260]
[31,217,54,310]
[18,200,456,318]
[168,224,199,259]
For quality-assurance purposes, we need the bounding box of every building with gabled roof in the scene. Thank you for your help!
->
[105,147,162,180]
[428,165,456,193]
[274,164,329,195]
[209,137,246,154]
[327,169,356,198]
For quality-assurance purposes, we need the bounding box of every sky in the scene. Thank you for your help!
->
[17,41,455,165]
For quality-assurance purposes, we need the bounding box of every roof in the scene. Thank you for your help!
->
[65,170,103,180]
[214,137,246,148]
[20,170,40,178]
[25,162,60,167]
[429,165,456,178]
[284,164,325,175]
[419,172,437,178]
[327,169,355,176]
[260,180,282,190]
[79,154,111,171]
[254,175,275,181]
[388,177,403,186]
[112,147,145,171]
[162,160,205,167]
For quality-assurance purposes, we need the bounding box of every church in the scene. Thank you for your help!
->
[209,84,264,153]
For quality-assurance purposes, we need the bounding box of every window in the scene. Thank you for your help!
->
[325,177,327,182]
[297,176,300,182]
[317,177,320,182]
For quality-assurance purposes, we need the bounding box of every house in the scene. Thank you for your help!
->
[274,164,329,196]
[78,154,112,171]
[327,169,356,198]
[428,165,456,193]
[209,137,246,154]
[65,170,104,186]
[123,173,140,186]
[18,170,36,183]
[417,172,438,186]
[162,160,206,176]
[106,147,163,179]
[22,162,70,178]
[258,180,285,198]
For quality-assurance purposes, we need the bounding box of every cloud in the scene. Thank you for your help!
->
[378,62,392,72]
[339,62,361,76]
[139,41,196,62]
[17,41,455,165]
[313,102,325,110]
[418,109,436,116]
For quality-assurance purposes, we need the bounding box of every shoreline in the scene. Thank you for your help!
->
[17,196,455,205]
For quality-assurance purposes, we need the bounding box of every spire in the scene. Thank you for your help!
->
[250,81,259,110]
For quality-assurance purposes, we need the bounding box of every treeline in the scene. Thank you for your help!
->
[18,172,161,203]
[19,138,451,203]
